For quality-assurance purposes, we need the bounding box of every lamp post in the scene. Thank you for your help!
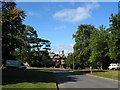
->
[73,55,75,71]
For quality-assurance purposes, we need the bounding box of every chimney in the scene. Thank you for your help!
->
[62,50,64,55]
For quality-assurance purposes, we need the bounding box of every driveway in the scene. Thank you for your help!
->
[52,69,119,89]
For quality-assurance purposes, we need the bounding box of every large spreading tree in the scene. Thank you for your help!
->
[2,2,52,67]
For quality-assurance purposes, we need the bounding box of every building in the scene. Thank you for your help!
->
[49,50,67,68]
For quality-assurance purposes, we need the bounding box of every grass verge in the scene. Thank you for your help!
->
[73,69,119,80]
[2,68,56,88]
[89,70,119,80]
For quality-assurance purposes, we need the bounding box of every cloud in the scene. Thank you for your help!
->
[27,11,38,16]
[28,12,33,15]
[55,26,67,30]
[53,2,100,23]
[51,44,74,54]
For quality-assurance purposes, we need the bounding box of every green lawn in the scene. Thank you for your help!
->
[2,68,56,89]
[73,69,120,80]
[89,70,119,80]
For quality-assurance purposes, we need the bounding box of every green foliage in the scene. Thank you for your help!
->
[72,25,95,68]
[88,25,111,68]
[2,2,52,67]
[67,12,120,69]
[108,13,120,62]
[2,2,26,60]
[66,53,74,68]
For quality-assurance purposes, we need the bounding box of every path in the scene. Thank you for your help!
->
[52,69,119,89]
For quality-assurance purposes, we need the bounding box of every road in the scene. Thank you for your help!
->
[52,69,119,89]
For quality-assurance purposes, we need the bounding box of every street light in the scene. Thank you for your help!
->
[73,55,75,71]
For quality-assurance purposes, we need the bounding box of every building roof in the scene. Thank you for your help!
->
[49,53,67,59]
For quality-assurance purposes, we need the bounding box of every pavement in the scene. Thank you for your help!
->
[52,68,119,89]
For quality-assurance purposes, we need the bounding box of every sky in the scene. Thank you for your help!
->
[16,2,118,55]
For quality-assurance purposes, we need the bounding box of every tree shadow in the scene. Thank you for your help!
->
[52,69,107,84]
[2,69,55,85]
[2,68,108,86]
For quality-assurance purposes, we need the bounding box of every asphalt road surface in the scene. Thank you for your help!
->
[52,69,119,89]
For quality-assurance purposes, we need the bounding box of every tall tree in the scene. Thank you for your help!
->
[108,13,120,63]
[2,2,52,67]
[88,25,111,69]
[13,25,38,62]
[73,25,95,68]
[67,53,74,69]
[2,2,26,60]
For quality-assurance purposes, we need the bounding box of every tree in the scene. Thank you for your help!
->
[67,53,74,69]
[88,25,111,69]
[2,2,26,60]
[73,25,95,68]
[2,2,52,67]
[108,13,120,63]
[13,25,38,63]
[69,3,120,69]
[13,25,51,65]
